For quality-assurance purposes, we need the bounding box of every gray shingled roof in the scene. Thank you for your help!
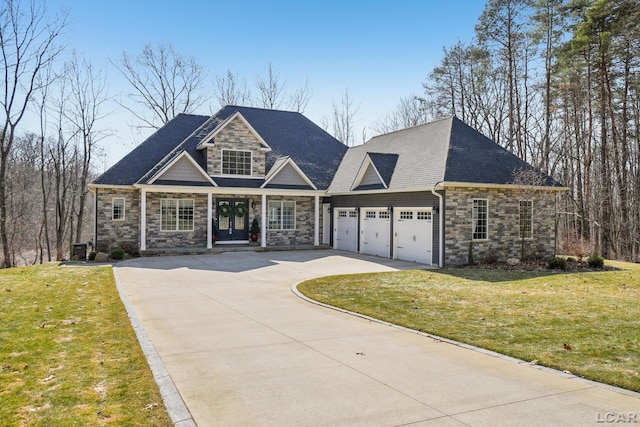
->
[329,116,561,193]
[92,106,348,190]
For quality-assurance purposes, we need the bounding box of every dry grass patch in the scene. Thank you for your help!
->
[297,260,640,392]
[0,263,172,426]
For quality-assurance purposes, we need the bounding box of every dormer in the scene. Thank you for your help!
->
[197,112,271,178]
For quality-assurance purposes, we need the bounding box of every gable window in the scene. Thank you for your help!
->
[161,199,194,231]
[519,200,533,239]
[268,201,295,230]
[222,149,252,176]
[472,199,488,240]
[112,198,125,221]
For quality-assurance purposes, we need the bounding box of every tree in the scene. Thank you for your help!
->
[373,95,430,134]
[0,0,66,267]
[114,42,207,129]
[326,89,359,146]
[214,69,252,107]
[255,62,286,109]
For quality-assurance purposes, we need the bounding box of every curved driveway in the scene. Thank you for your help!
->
[115,250,640,426]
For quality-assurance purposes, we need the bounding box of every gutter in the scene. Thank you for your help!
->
[431,183,444,268]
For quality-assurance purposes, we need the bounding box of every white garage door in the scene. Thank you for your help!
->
[361,209,391,258]
[334,209,358,252]
[395,209,433,265]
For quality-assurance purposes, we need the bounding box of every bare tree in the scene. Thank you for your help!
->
[113,42,207,129]
[0,0,66,267]
[327,89,359,146]
[373,95,430,134]
[214,69,252,108]
[255,62,286,109]
[64,52,109,244]
[288,77,312,113]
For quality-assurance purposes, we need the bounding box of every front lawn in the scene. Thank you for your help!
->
[0,264,172,426]
[297,260,640,392]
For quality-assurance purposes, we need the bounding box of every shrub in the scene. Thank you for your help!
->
[110,247,125,260]
[482,248,499,264]
[587,255,604,269]
[548,256,567,270]
[88,251,97,261]
[467,241,474,265]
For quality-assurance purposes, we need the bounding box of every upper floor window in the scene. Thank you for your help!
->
[472,199,488,240]
[222,149,252,176]
[112,198,125,221]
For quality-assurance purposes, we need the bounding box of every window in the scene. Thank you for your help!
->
[365,211,376,219]
[161,199,194,231]
[222,149,251,175]
[400,211,413,220]
[417,211,432,221]
[472,199,488,240]
[379,211,390,219]
[112,198,125,221]
[268,201,295,230]
[519,200,533,239]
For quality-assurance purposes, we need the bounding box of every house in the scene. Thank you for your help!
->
[89,106,564,266]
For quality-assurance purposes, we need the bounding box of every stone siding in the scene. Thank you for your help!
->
[444,187,557,266]
[207,116,266,176]
[266,196,315,246]
[146,192,208,249]
[95,188,140,254]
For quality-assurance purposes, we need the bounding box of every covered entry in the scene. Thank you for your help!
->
[394,208,433,264]
[216,199,249,242]
[360,208,391,258]
[333,209,358,252]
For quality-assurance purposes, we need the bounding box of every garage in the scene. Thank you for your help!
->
[394,208,433,264]
[360,208,391,257]
[334,209,358,252]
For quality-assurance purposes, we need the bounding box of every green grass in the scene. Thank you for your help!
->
[297,260,640,392]
[0,264,172,426]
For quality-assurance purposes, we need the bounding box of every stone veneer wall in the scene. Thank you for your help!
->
[444,187,557,266]
[266,196,315,246]
[95,188,140,254]
[206,117,266,176]
[146,192,208,249]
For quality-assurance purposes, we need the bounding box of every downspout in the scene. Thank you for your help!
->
[431,183,444,268]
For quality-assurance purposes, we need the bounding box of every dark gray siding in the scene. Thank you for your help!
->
[330,191,442,266]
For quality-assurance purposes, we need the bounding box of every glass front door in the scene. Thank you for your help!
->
[216,199,249,242]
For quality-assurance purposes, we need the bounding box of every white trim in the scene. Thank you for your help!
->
[212,174,263,180]
[207,193,213,249]
[160,198,195,232]
[261,156,318,190]
[440,181,568,192]
[261,194,267,248]
[350,154,387,191]
[314,195,319,246]
[328,182,568,196]
[133,183,325,197]
[267,200,296,231]
[140,190,147,251]
[393,206,434,265]
[221,148,253,177]
[148,151,217,186]
[89,184,134,190]
[197,111,271,151]
[360,207,392,258]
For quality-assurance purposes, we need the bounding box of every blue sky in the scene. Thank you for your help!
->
[44,0,487,168]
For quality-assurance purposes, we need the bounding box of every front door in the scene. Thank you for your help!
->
[216,199,249,242]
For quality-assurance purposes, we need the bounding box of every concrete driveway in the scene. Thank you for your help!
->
[115,250,640,426]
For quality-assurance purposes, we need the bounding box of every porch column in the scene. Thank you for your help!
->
[314,195,320,246]
[140,189,147,251]
[261,194,267,248]
[207,193,212,249]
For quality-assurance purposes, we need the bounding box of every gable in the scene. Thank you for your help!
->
[360,164,383,187]
[154,154,210,183]
[262,157,316,189]
[266,163,311,187]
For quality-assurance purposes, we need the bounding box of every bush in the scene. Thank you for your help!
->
[482,248,499,264]
[587,255,604,269]
[548,256,567,270]
[110,247,125,260]
[88,251,97,261]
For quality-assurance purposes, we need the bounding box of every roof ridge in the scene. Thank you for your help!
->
[369,115,455,140]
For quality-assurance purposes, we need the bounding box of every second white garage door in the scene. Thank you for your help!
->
[394,208,433,265]
[361,209,391,257]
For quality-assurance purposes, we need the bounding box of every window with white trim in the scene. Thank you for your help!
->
[519,200,533,239]
[365,211,376,219]
[112,197,125,221]
[472,199,488,240]
[400,211,413,220]
[268,201,296,230]
[379,211,390,219]
[222,149,252,175]
[161,199,194,231]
